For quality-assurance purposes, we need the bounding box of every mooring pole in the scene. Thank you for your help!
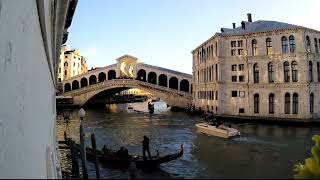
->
[80,117,88,179]
[79,108,88,180]
[91,133,100,179]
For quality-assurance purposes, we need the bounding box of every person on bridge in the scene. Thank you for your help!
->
[142,136,152,160]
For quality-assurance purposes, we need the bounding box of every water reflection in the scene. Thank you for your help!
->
[57,101,320,179]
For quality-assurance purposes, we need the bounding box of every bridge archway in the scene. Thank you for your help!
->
[81,78,88,88]
[64,83,71,92]
[169,77,178,90]
[148,72,157,84]
[108,70,116,80]
[158,74,167,87]
[137,69,146,81]
[180,79,189,92]
[72,80,80,90]
[98,72,106,82]
[89,75,97,85]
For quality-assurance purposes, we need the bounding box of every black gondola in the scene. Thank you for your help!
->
[84,144,183,169]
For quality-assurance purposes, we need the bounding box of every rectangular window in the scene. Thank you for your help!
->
[59,68,61,73]
[73,62,75,66]
[231,41,236,47]
[232,91,238,97]
[231,65,237,71]
[231,49,236,56]
[239,64,244,71]
[239,75,245,82]
[239,108,245,113]
[238,40,243,47]
[238,49,243,55]
[239,91,245,98]
[216,91,218,100]
[232,76,237,82]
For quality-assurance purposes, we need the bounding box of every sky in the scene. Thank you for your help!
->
[68,0,320,74]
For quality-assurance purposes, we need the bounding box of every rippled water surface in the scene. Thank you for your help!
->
[57,101,320,179]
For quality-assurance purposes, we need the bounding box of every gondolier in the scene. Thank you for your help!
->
[142,136,152,160]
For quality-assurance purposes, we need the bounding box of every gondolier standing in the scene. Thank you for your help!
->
[142,136,152,160]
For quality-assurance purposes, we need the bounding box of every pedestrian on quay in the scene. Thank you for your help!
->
[142,136,152,160]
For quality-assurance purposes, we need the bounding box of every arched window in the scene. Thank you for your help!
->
[284,61,290,82]
[269,93,275,114]
[158,74,167,87]
[314,38,319,54]
[64,62,68,66]
[289,35,295,53]
[64,70,67,76]
[72,80,79,90]
[180,79,190,92]
[309,61,313,82]
[281,36,288,53]
[306,36,311,53]
[64,83,71,92]
[80,78,88,88]
[266,38,272,55]
[89,75,97,85]
[310,93,314,114]
[268,62,274,83]
[317,62,320,82]
[137,69,146,81]
[253,63,259,83]
[169,77,178,90]
[148,72,157,84]
[98,72,106,82]
[108,70,116,80]
[293,93,299,114]
[292,61,298,82]
[254,94,260,114]
[252,39,258,56]
[285,93,290,114]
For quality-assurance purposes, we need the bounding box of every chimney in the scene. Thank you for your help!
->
[220,28,224,33]
[241,21,245,30]
[232,23,236,29]
[247,13,252,22]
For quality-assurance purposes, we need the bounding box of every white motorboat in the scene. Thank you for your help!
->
[196,123,240,138]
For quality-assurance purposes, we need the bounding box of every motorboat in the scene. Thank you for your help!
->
[127,105,134,113]
[196,122,240,138]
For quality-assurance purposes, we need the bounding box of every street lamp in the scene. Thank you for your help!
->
[78,108,86,122]
[78,108,88,179]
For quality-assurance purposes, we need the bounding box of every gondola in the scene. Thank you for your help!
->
[84,144,183,169]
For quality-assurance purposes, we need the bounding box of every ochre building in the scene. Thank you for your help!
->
[57,45,88,82]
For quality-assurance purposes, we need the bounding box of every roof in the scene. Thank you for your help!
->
[221,20,306,36]
[141,64,192,79]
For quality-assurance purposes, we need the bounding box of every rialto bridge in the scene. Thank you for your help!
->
[60,55,192,108]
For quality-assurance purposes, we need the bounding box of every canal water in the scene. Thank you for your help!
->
[57,101,320,179]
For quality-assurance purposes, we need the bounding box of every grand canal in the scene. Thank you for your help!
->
[57,101,320,179]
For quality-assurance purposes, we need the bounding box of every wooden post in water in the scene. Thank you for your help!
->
[79,117,88,179]
[91,133,100,179]
[70,142,79,176]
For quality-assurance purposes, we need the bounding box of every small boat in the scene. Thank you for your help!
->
[127,105,134,113]
[84,144,184,169]
[196,123,240,138]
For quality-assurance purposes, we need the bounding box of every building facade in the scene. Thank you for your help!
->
[192,14,320,120]
[0,0,77,178]
[58,46,88,82]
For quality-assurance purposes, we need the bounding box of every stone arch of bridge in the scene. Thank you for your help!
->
[72,82,190,108]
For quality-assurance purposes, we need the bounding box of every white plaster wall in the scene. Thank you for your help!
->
[0,0,63,178]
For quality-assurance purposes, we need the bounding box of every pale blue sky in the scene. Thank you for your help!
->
[68,0,320,74]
